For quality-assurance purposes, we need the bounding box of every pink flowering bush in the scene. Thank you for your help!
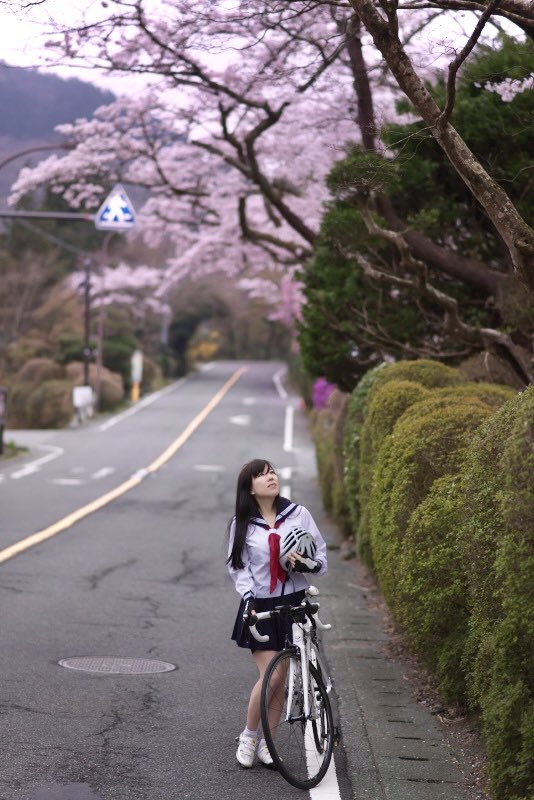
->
[311,377,336,410]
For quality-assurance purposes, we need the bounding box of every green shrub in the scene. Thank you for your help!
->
[342,365,385,559]
[397,473,469,701]
[434,382,516,410]
[370,395,493,608]
[27,380,74,428]
[370,359,461,394]
[64,361,124,411]
[15,357,65,385]
[357,380,431,564]
[98,371,124,410]
[462,387,534,800]
[141,355,164,393]
[310,388,352,536]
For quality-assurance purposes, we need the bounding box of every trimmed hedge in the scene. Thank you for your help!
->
[309,358,530,799]
[462,387,534,800]
[341,365,385,558]
[310,388,352,536]
[357,380,431,565]
[27,380,74,428]
[370,395,493,607]
[370,358,461,394]
[397,473,469,701]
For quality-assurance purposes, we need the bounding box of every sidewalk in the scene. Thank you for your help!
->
[293,410,483,800]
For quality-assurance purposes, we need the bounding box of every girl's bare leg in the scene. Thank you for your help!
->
[247,650,289,735]
[246,650,278,731]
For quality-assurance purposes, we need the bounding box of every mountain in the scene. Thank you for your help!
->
[0,64,115,207]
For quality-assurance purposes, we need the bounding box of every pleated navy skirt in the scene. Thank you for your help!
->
[231,590,306,652]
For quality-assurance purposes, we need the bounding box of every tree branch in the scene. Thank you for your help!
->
[356,208,534,383]
[438,0,501,127]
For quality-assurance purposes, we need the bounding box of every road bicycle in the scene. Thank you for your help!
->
[249,586,340,790]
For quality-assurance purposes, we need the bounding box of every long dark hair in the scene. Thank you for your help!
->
[226,459,279,570]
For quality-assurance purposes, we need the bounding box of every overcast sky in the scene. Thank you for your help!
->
[0,0,519,96]
[0,0,136,92]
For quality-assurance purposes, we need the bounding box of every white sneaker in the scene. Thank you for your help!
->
[236,734,257,768]
[257,739,274,768]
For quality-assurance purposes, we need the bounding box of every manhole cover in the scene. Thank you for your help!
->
[58,656,176,674]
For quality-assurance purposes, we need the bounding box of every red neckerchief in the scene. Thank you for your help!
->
[268,528,287,593]
[252,498,297,594]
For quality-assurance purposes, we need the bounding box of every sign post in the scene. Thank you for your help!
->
[0,387,7,455]
[130,350,143,403]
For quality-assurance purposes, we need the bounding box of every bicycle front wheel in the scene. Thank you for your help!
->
[261,648,334,789]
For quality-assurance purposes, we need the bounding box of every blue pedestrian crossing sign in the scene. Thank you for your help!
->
[95,184,136,231]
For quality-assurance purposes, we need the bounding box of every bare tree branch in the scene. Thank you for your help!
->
[439,0,501,127]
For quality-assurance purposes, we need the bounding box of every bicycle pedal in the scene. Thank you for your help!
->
[333,727,342,747]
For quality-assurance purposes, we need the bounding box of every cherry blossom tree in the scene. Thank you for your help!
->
[9,0,532,335]
[8,1,424,304]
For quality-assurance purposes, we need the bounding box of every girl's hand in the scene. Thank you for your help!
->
[287,552,321,574]
[286,551,299,568]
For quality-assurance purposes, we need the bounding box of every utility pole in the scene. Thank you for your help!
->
[83,257,92,385]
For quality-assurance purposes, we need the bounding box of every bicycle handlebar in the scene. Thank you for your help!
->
[248,586,332,643]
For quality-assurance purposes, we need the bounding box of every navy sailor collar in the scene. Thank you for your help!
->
[252,496,299,530]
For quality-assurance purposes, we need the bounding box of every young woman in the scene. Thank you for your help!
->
[227,458,327,769]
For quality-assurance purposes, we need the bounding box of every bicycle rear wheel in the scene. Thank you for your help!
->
[261,648,334,789]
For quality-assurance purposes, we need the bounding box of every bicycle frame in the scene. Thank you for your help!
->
[249,587,332,721]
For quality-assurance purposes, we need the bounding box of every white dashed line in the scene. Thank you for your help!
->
[10,445,64,480]
[91,467,115,480]
[98,378,187,432]
[229,415,251,426]
[283,405,295,452]
[273,367,288,399]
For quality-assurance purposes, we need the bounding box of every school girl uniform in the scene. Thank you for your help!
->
[228,497,328,652]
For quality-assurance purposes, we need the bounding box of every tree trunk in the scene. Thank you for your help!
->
[349,0,534,290]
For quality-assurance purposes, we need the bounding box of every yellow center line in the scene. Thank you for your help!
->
[0,366,247,566]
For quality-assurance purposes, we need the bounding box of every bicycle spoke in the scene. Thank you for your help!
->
[261,651,334,790]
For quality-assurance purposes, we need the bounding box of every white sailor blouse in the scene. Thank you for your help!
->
[227,498,328,600]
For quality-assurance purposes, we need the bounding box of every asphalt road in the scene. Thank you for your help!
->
[0,361,353,800]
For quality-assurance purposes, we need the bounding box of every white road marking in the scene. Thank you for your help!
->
[198,362,215,371]
[229,415,251,426]
[304,719,342,800]
[280,465,292,497]
[91,467,115,480]
[283,405,294,452]
[243,397,256,406]
[0,367,247,566]
[194,464,225,472]
[273,367,288,399]
[52,478,84,486]
[309,757,342,800]
[10,445,64,480]
[98,378,187,432]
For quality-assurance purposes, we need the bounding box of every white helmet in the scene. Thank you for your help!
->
[279,526,317,571]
